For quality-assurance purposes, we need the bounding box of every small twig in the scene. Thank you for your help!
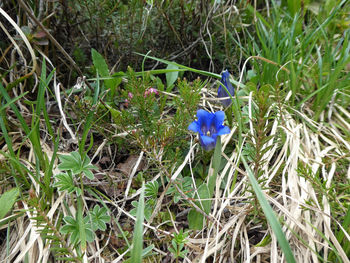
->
[148,182,172,224]
[116,151,144,222]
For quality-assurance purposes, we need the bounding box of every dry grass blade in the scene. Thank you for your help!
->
[0,7,37,86]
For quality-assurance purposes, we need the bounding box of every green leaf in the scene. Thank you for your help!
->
[77,198,87,251]
[209,138,222,196]
[0,188,19,220]
[187,183,210,229]
[124,245,155,263]
[167,176,193,203]
[141,244,155,257]
[255,235,271,247]
[241,155,296,263]
[89,205,111,231]
[83,169,95,180]
[145,181,159,198]
[60,209,95,248]
[130,201,152,222]
[58,152,82,172]
[91,48,118,96]
[58,152,97,179]
[54,172,82,196]
[187,209,204,230]
[135,52,245,88]
[166,64,179,89]
[91,48,109,77]
[130,182,145,263]
[195,184,211,214]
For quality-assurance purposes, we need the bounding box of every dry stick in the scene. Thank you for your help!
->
[148,182,172,224]
[18,0,93,91]
[0,42,13,65]
[115,151,144,222]
[156,2,185,50]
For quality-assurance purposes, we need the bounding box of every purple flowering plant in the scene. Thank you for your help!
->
[188,109,231,151]
[218,70,235,107]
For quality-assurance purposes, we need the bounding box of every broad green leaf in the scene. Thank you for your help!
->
[209,139,222,196]
[166,64,179,89]
[0,188,19,220]
[60,214,94,246]
[91,48,109,78]
[77,198,87,251]
[91,48,118,96]
[83,169,95,180]
[190,183,210,230]
[58,152,82,172]
[195,184,211,214]
[187,209,204,230]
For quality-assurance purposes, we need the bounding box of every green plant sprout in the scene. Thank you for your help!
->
[169,229,189,261]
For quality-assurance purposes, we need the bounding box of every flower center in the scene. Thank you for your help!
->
[201,123,217,137]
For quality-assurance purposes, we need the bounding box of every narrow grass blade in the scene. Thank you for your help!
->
[0,112,30,187]
[0,91,28,112]
[130,182,145,263]
[77,197,87,252]
[208,138,222,197]
[79,72,100,155]
[0,83,44,169]
[241,155,296,263]
[134,52,246,88]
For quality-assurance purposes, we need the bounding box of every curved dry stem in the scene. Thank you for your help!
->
[0,7,37,88]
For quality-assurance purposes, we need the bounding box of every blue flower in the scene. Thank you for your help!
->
[218,70,235,107]
[188,109,231,151]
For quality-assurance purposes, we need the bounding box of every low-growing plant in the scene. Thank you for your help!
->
[54,151,110,254]
[111,67,202,164]
[169,229,189,261]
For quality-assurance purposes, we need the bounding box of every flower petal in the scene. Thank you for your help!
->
[214,111,225,127]
[218,70,235,107]
[216,125,231,136]
[188,121,200,132]
[197,109,214,132]
[197,109,210,122]
[199,135,216,151]
[200,135,215,145]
